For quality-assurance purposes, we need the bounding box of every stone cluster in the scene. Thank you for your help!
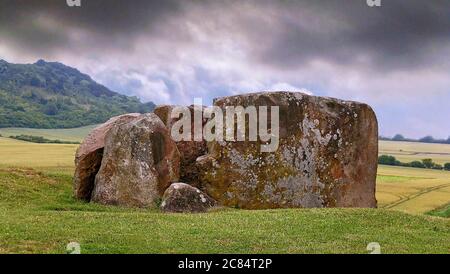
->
[73,91,378,212]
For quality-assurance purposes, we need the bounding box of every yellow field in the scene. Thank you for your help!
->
[379,140,450,165]
[377,165,450,214]
[0,137,449,215]
[0,137,77,175]
[377,141,450,214]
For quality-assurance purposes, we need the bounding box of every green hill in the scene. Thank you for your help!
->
[0,59,155,128]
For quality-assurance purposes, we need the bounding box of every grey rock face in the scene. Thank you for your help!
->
[199,91,378,209]
[73,113,141,201]
[91,113,180,207]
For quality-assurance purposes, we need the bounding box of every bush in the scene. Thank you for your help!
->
[9,135,79,144]
[410,161,425,168]
[378,155,400,166]
[378,155,446,171]
[419,136,435,143]
[444,163,450,171]
[422,159,435,169]
[392,134,406,141]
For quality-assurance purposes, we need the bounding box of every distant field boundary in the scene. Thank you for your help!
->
[8,134,80,144]
[380,136,450,145]
[0,125,98,143]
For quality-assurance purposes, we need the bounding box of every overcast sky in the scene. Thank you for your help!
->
[0,0,449,138]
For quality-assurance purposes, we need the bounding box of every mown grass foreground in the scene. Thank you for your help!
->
[0,167,449,254]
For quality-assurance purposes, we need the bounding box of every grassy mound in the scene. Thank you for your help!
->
[0,168,448,254]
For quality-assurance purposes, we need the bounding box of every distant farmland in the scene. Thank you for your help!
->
[379,140,450,165]
[0,125,97,143]
[377,165,450,215]
[1,126,449,164]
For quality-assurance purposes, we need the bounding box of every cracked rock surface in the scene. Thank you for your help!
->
[199,91,378,209]
[91,113,180,207]
[73,113,141,201]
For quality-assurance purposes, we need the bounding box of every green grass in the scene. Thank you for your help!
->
[0,168,449,254]
[428,204,450,218]
[376,174,425,183]
[0,125,97,143]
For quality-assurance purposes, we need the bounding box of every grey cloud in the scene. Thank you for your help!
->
[241,0,450,71]
[1,0,449,71]
[0,0,449,137]
[0,0,182,54]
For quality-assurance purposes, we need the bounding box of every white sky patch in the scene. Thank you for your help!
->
[136,79,171,104]
[124,72,171,104]
[267,83,313,95]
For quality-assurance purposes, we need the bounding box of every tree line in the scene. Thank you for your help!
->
[8,134,80,144]
[380,134,450,145]
[378,155,450,171]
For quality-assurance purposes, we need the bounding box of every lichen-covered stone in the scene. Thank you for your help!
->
[161,182,216,213]
[154,105,207,188]
[199,91,378,209]
[91,113,180,207]
[73,113,140,201]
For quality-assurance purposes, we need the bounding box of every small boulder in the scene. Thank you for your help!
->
[161,183,216,213]
[73,113,141,201]
[91,113,180,207]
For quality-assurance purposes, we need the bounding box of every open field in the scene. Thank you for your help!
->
[0,135,448,253]
[2,127,448,164]
[0,137,77,175]
[377,165,450,215]
[379,140,450,165]
[0,125,97,143]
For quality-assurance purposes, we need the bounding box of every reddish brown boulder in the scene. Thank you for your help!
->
[73,113,141,201]
[199,91,378,209]
[161,183,216,213]
[91,113,180,207]
[154,105,207,187]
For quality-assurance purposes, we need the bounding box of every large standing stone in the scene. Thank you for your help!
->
[73,113,141,201]
[161,183,216,213]
[154,105,207,187]
[91,113,180,207]
[199,91,378,209]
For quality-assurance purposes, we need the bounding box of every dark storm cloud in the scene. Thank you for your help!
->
[0,0,181,53]
[1,0,449,71]
[242,0,450,70]
[0,0,449,137]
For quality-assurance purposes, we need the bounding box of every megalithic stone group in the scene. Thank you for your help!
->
[73,91,378,212]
